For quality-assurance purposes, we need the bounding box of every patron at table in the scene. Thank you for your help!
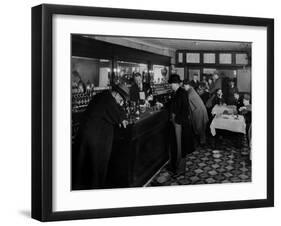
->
[212,88,225,107]
[239,94,252,139]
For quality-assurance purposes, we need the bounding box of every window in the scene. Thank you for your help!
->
[203,53,216,64]
[186,53,200,63]
[219,53,232,64]
[235,53,248,65]
[178,52,183,63]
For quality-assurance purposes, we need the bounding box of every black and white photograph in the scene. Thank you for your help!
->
[0,0,279,224]
[30,3,274,222]
[71,35,252,190]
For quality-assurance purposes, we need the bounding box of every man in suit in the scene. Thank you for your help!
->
[206,71,222,109]
[209,72,222,94]
[189,73,200,91]
[129,73,151,104]
[227,79,239,105]
[168,74,194,175]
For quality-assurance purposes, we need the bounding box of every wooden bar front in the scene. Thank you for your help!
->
[106,109,170,188]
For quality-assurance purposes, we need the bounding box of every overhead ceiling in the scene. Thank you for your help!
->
[82,35,251,61]
[85,35,251,51]
[128,37,251,51]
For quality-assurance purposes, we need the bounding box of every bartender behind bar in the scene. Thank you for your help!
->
[129,73,151,103]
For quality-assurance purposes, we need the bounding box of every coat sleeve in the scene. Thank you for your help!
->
[188,90,198,112]
[171,90,190,124]
[170,93,181,117]
[105,96,126,125]
[129,84,139,102]
[209,84,216,95]
[144,83,152,96]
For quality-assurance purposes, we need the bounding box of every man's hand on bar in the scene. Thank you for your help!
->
[121,120,129,128]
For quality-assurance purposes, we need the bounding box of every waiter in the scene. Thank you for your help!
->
[227,79,239,105]
[168,74,194,175]
[129,73,151,103]
[72,84,129,190]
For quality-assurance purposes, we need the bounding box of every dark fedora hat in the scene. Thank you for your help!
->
[168,73,182,84]
[183,79,191,85]
[112,83,130,100]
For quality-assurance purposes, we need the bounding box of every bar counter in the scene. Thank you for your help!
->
[106,109,170,188]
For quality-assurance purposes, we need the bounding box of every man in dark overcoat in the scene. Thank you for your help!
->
[72,85,129,190]
[168,74,194,175]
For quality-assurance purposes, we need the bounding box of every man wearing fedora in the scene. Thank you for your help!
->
[168,74,194,175]
[72,84,129,190]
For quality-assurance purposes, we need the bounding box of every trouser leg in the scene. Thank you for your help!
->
[199,126,207,144]
[174,123,182,168]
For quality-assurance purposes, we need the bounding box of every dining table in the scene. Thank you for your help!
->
[211,104,237,116]
[210,114,246,136]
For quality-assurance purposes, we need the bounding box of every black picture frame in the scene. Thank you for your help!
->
[32,4,274,222]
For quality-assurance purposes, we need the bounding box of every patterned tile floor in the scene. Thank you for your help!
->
[148,132,251,186]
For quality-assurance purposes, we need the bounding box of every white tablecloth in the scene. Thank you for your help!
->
[210,114,246,136]
[211,105,237,116]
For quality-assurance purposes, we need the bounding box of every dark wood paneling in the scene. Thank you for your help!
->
[107,110,170,188]
[72,35,171,66]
